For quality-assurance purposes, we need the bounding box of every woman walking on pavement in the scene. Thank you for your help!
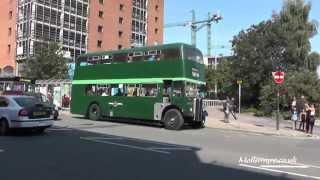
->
[308,104,316,134]
[291,107,298,130]
[305,103,311,133]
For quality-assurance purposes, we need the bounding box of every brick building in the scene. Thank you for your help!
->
[88,0,163,51]
[0,0,17,76]
[0,0,163,76]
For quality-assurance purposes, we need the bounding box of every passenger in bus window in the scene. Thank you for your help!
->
[133,87,138,96]
[101,89,108,96]
[148,55,156,61]
[128,56,133,63]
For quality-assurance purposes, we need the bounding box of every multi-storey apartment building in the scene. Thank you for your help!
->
[0,0,17,76]
[0,0,163,76]
[87,0,163,51]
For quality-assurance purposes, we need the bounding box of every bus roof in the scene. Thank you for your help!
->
[78,43,199,58]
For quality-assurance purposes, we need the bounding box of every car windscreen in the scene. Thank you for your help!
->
[14,97,38,108]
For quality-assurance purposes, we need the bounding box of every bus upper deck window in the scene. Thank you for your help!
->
[162,48,181,60]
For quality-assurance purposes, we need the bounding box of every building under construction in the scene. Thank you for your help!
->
[0,0,163,76]
[15,0,88,73]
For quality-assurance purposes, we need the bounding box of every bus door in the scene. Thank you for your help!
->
[107,85,124,117]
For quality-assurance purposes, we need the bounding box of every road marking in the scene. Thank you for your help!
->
[148,147,193,151]
[239,164,320,180]
[80,137,170,154]
[0,149,4,153]
[81,136,193,148]
[286,162,320,169]
[81,137,124,140]
[259,165,309,168]
[47,127,73,131]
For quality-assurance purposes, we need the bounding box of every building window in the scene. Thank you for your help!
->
[155,17,158,23]
[98,25,103,32]
[118,31,123,37]
[97,40,102,48]
[8,28,12,36]
[155,5,159,11]
[9,11,13,19]
[119,17,123,24]
[98,11,104,18]
[99,0,104,4]
[119,4,124,11]
[8,44,11,53]
[155,28,158,34]
[118,45,122,50]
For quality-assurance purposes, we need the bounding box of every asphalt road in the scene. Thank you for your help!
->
[0,114,320,180]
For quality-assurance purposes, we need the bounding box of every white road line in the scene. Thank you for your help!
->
[80,138,170,155]
[148,147,193,151]
[259,165,309,169]
[0,149,4,153]
[81,136,193,148]
[48,128,73,131]
[81,137,124,140]
[239,164,320,180]
[286,162,320,169]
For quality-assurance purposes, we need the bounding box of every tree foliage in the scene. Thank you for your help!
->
[205,57,236,99]
[220,0,320,111]
[23,42,69,80]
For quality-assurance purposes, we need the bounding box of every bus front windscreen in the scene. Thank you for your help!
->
[183,47,204,64]
[185,83,199,98]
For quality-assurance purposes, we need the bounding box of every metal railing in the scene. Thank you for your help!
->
[202,99,225,108]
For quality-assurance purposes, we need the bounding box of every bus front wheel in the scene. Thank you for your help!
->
[163,109,184,130]
[88,104,101,121]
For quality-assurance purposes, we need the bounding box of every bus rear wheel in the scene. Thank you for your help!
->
[88,104,101,121]
[163,109,184,130]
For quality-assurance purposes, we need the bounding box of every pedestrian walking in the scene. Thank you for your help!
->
[291,107,298,130]
[223,97,230,123]
[296,95,306,121]
[305,103,311,133]
[299,109,306,131]
[308,104,316,134]
[291,96,297,110]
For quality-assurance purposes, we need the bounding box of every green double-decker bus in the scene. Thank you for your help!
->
[71,43,206,130]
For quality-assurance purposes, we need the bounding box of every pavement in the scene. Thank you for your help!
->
[1,113,320,180]
[205,108,320,139]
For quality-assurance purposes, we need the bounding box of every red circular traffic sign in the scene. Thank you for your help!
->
[272,71,285,84]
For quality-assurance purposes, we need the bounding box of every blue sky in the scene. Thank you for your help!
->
[164,0,320,57]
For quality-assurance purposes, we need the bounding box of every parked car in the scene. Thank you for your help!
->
[2,91,59,120]
[0,95,54,135]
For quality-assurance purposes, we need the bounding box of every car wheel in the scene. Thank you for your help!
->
[35,127,46,134]
[163,109,184,130]
[88,104,101,121]
[53,111,59,120]
[0,119,9,136]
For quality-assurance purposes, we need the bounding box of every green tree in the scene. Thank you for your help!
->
[259,70,320,115]
[205,57,235,98]
[23,42,69,80]
[230,0,318,108]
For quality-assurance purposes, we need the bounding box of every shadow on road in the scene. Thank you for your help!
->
[0,127,294,180]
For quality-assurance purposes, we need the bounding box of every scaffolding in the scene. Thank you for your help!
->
[16,0,88,71]
[131,0,147,47]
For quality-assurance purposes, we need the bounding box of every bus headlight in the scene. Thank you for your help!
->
[190,108,193,112]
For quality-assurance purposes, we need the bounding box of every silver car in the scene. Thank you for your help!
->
[0,95,54,135]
